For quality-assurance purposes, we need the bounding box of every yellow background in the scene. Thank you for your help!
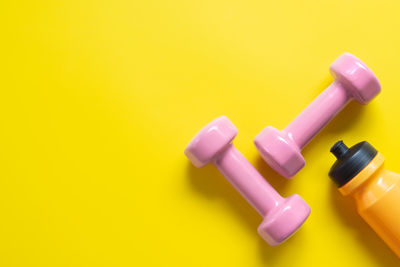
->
[2,0,400,266]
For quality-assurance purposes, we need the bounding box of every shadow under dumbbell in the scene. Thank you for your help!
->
[254,156,290,194]
[186,162,293,261]
[187,162,260,232]
[319,99,365,134]
[330,185,399,265]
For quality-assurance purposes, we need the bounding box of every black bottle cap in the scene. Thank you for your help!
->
[329,141,378,187]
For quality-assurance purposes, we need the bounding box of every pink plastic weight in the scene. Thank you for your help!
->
[254,53,381,178]
[185,116,310,245]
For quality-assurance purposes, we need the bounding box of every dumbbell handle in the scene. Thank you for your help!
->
[213,144,283,217]
[284,81,350,149]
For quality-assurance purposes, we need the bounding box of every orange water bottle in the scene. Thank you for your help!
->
[329,141,400,257]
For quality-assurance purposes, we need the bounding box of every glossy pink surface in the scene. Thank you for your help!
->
[185,116,310,245]
[254,53,381,178]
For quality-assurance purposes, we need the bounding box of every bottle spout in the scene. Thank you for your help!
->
[330,140,349,160]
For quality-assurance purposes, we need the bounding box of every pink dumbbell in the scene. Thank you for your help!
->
[254,53,381,178]
[185,116,310,245]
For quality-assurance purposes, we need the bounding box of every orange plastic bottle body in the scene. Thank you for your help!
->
[340,153,400,257]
